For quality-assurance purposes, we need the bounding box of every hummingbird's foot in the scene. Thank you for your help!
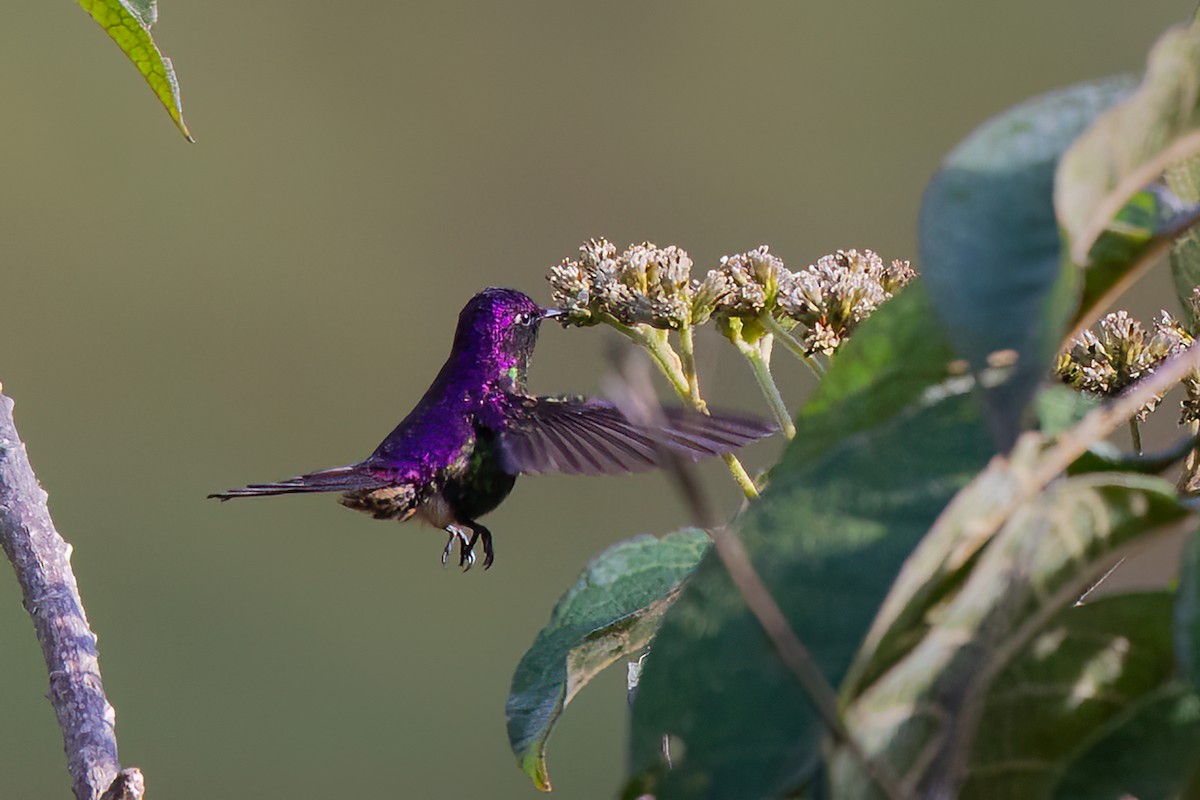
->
[464,521,495,570]
[441,526,473,568]
[459,538,478,571]
[441,525,481,571]
[441,523,493,571]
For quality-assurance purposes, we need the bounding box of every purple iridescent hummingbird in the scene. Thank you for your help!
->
[210,288,775,569]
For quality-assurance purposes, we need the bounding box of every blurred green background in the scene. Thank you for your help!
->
[0,2,1190,797]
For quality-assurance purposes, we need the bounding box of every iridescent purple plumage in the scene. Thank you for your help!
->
[210,288,775,569]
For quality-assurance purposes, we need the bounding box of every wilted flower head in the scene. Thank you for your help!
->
[547,238,698,329]
[1056,310,1191,420]
[776,249,915,356]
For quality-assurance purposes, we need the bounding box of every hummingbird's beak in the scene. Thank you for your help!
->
[539,307,565,320]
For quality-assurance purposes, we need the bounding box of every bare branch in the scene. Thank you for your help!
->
[0,390,143,800]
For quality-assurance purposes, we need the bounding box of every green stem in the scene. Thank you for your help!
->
[732,333,796,440]
[1129,419,1143,455]
[761,314,825,377]
[677,324,706,409]
[723,454,760,498]
[598,314,691,398]
[599,312,761,499]
[642,329,692,401]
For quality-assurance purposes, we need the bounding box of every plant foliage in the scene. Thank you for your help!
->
[507,12,1200,800]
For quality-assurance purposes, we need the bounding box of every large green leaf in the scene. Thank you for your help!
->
[841,434,1049,703]
[76,0,192,140]
[966,594,1178,799]
[626,389,993,799]
[919,78,1133,447]
[844,434,1192,706]
[506,529,708,791]
[832,464,1191,797]
[783,281,959,466]
[1052,686,1200,799]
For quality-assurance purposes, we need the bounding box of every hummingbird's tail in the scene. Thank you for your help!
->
[208,463,389,500]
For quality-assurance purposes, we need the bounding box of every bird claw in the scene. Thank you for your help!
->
[442,526,477,571]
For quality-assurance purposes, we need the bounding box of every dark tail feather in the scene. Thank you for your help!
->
[208,463,388,500]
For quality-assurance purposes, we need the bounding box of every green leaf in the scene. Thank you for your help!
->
[835,463,1187,796]
[627,389,993,799]
[507,529,709,792]
[1034,384,1102,438]
[1176,531,1200,690]
[1037,381,1197,478]
[1168,159,1200,325]
[919,78,1133,447]
[784,281,960,467]
[1067,432,1199,477]
[76,0,192,141]
[841,434,1052,704]
[967,594,1179,799]
[1053,686,1200,799]
[844,440,1189,699]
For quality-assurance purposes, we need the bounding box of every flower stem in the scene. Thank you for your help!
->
[731,332,796,440]
[761,314,825,378]
[1129,419,1143,455]
[599,313,761,499]
[677,324,706,410]
[722,454,760,498]
[642,329,693,401]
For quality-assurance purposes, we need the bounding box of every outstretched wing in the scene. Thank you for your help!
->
[208,463,391,499]
[490,395,776,476]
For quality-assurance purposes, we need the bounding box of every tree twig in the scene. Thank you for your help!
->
[0,389,143,800]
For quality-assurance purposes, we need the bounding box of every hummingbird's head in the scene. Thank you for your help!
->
[453,288,558,390]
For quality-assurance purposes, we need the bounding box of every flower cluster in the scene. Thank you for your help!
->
[548,239,914,355]
[1056,310,1191,420]
[776,249,916,355]
[546,238,916,493]
[548,239,697,329]
[703,246,790,318]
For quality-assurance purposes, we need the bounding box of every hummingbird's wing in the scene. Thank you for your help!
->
[489,395,776,476]
[208,463,392,499]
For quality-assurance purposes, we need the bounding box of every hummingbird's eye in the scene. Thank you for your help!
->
[513,312,530,326]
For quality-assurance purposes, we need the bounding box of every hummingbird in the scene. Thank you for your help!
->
[210,288,775,569]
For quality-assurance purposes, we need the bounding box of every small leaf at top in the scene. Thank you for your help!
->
[76,0,192,141]
[507,529,709,792]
